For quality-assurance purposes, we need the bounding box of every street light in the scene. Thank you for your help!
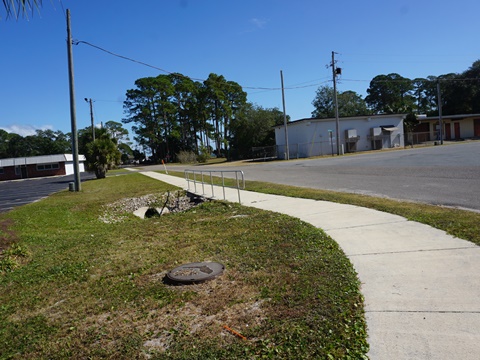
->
[332,51,341,156]
[84,98,95,141]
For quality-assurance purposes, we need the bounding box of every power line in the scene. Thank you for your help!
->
[74,40,330,91]
[248,80,330,95]
[286,76,331,87]
[74,40,180,78]
[341,52,479,59]
[73,40,479,95]
[94,99,124,103]
[59,0,66,17]
[341,77,480,83]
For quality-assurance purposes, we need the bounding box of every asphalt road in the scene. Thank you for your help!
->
[149,141,480,212]
[1,142,478,213]
[0,173,96,213]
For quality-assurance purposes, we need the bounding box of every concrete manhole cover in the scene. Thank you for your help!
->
[166,262,224,285]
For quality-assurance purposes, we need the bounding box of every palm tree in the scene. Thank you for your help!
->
[86,135,122,179]
[2,0,42,19]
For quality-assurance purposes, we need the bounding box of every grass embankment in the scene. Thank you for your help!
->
[0,173,368,359]
[172,170,480,246]
[245,181,480,246]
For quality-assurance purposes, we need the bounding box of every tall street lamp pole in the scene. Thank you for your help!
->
[84,98,95,141]
[332,51,341,156]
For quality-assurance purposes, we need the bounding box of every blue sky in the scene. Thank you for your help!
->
[1,0,478,139]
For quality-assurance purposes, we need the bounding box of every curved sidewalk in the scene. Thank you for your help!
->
[141,171,480,359]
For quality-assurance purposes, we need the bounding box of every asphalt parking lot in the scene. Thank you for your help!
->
[0,173,96,213]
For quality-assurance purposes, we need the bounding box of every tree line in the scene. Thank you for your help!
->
[122,72,285,162]
[0,122,137,179]
[0,129,71,159]
[311,59,480,120]
[0,121,132,159]
[3,60,478,168]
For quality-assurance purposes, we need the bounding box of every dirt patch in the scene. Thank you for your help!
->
[0,219,17,254]
[140,270,267,353]
[56,269,269,357]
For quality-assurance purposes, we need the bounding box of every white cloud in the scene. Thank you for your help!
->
[240,17,269,34]
[250,17,267,29]
[0,124,53,137]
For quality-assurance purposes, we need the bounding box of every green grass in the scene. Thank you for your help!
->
[0,173,368,359]
[203,157,229,165]
[244,181,480,246]
[173,170,480,246]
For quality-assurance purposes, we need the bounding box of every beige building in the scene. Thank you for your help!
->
[416,114,480,141]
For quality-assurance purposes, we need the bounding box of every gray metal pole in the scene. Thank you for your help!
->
[332,51,340,155]
[437,80,443,145]
[88,99,95,141]
[280,70,289,160]
[66,9,81,191]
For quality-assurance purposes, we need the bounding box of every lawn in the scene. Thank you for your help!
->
[168,170,480,247]
[0,173,368,359]
[243,180,480,246]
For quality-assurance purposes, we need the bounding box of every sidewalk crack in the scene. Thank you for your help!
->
[348,246,477,257]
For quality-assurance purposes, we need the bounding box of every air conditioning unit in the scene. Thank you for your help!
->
[371,127,382,136]
[345,129,357,139]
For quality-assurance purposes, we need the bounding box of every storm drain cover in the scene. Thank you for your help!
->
[167,262,225,285]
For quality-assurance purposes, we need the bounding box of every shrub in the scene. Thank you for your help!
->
[196,145,210,163]
[176,151,197,164]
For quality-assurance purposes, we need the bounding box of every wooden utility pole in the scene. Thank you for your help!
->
[437,80,444,145]
[280,70,289,160]
[332,51,341,155]
[66,9,81,191]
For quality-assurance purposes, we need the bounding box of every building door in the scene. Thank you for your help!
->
[454,123,461,140]
[474,119,480,137]
[20,165,27,179]
[444,123,451,140]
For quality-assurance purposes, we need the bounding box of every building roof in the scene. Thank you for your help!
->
[418,113,480,121]
[282,113,407,127]
[0,154,86,167]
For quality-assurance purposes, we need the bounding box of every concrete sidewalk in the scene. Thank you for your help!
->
[141,171,480,359]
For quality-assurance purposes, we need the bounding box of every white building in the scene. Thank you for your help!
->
[275,114,405,159]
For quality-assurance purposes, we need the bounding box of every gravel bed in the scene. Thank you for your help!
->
[99,191,204,223]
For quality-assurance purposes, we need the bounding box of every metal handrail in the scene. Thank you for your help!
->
[184,169,245,204]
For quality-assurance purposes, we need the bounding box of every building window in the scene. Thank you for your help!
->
[0,168,4,174]
[37,163,60,171]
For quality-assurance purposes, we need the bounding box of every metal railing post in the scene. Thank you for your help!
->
[236,171,241,204]
[184,169,244,204]
[210,172,214,198]
[185,171,190,191]
[222,173,226,200]
[193,171,197,193]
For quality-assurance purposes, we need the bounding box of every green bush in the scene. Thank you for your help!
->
[176,151,197,164]
[196,145,210,163]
